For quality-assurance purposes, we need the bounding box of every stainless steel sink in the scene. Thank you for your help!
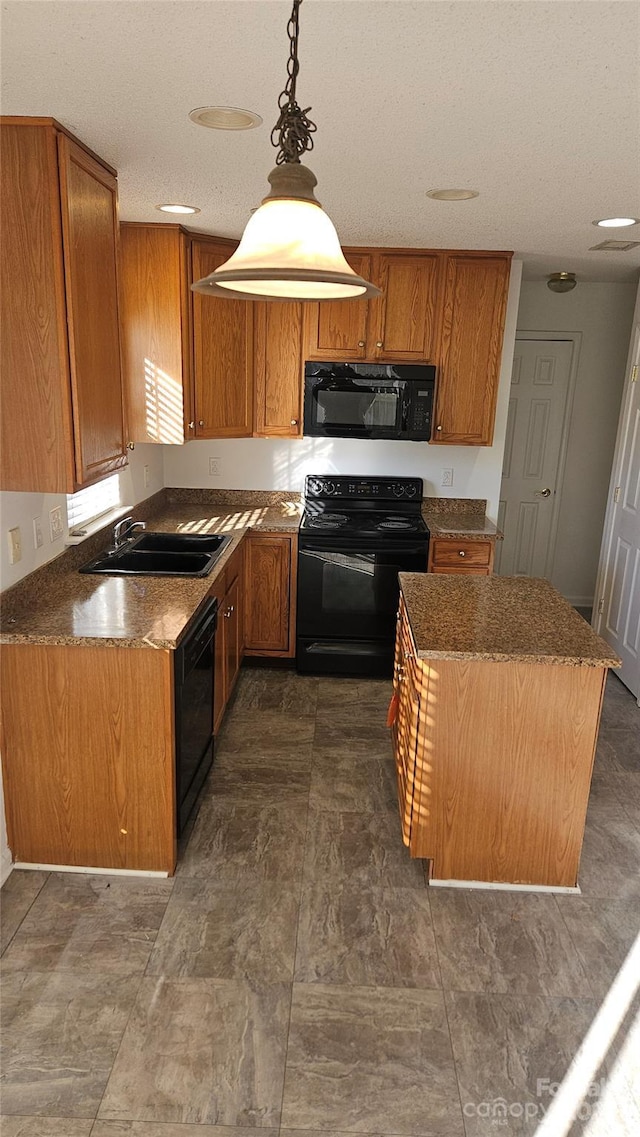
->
[79,532,231,577]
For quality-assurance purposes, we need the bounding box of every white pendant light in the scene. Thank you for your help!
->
[191,0,379,303]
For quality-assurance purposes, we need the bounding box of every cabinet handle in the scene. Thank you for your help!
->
[198,420,205,427]
[436,425,443,432]
[188,421,195,430]
[290,419,299,426]
[127,441,135,451]
[376,341,383,348]
[358,340,365,347]
[458,550,466,557]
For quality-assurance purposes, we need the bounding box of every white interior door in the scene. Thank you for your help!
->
[496,338,574,577]
[594,328,640,698]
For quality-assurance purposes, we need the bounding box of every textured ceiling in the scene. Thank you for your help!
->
[2,0,639,283]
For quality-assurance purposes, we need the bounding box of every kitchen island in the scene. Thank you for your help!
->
[393,574,620,889]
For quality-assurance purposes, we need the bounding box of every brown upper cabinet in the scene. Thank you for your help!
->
[1,118,127,492]
[119,223,194,445]
[304,251,442,363]
[432,254,512,446]
[254,301,305,438]
[191,237,254,439]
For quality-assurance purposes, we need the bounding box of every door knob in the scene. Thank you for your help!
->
[188,421,195,430]
[290,419,299,426]
[436,425,443,432]
[358,340,365,347]
[376,341,383,348]
[534,488,552,498]
[198,420,205,428]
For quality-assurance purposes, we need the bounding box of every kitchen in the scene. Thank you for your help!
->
[1,0,640,1132]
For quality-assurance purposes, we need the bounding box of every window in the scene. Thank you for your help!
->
[66,475,121,534]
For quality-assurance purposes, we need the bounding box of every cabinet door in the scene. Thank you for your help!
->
[433,255,511,446]
[120,224,193,445]
[210,573,227,734]
[0,123,75,493]
[254,301,305,437]
[373,254,441,361]
[224,575,242,697]
[303,253,372,361]
[58,135,127,487]
[244,535,293,655]
[191,239,253,438]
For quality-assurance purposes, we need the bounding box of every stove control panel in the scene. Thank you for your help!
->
[305,476,423,501]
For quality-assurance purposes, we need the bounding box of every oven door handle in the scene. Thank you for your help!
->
[299,539,429,556]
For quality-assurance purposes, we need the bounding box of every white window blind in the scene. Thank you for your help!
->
[67,475,121,533]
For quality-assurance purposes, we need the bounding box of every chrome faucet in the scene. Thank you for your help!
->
[113,516,146,548]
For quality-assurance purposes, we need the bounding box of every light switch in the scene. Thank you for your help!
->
[8,526,22,564]
[49,506,64,542]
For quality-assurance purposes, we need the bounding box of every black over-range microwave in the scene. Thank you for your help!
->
[303,361,435,441]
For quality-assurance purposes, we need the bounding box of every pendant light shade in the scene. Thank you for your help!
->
[192,164,380,301]
[191,0,379,303]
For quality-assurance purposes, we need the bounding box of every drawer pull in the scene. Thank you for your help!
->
[458,550,466,557]
[358,340,365,347]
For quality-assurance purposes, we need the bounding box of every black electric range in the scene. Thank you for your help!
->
[296,475,430,676]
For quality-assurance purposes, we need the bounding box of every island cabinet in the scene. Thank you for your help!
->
[1,643,176,874]
[191,236,254,439]
[119,222,195,445]
[303,250,442,363]
[392,577,619,888]
[431,253,512,446]
[1,117,127,492]
[244,533,297,657]
[210,544,245,732]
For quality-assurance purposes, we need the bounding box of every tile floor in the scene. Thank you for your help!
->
[1,667,638,1136]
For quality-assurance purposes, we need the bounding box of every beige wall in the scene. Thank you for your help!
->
[516,280,637,604]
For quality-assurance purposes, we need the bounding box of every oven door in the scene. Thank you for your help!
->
[296,538,428,674]
[304,379,405,438]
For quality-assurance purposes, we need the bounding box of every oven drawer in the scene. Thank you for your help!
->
[429,538,493,571]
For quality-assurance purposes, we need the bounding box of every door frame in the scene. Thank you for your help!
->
[592,316,640,701]
[504,329,582,581]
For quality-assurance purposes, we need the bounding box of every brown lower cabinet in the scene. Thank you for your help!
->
[211,545,245,733]
[392,597,607,887]
[0,532,296,875]
[244,533,297,657]
[1,643,176,873]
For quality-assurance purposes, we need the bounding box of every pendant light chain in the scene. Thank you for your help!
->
[270,0,317,165]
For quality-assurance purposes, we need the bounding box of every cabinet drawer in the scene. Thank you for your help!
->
[430,538,493,568]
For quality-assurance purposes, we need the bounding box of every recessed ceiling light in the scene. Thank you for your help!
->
[593,217,639,228]
[155,204,201,215]
[189,106,263,131]
[426,188,480,201]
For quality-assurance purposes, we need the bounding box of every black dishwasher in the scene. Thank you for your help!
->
[174,597,218,835]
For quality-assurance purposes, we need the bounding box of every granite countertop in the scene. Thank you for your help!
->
[399,573,620,667]
[422,498,502,540]
[0,491,302,650]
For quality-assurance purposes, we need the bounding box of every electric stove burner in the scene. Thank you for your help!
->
[307,512,349,529]
[378,519,414,530]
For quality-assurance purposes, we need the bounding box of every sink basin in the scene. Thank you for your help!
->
[79,533,231,577]
[131,532,228,554]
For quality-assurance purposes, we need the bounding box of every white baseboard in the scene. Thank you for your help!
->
[563,595,594,609]
[14,861,169,879]
[1,850,13,887]
[429,877,581,894]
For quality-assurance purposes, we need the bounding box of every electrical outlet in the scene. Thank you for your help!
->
[33,517,44,549]
[209,457,222,477]
[143,464,150,489]
[49,506,64,542]
[8,526,22,564]
[441,468,454,487]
